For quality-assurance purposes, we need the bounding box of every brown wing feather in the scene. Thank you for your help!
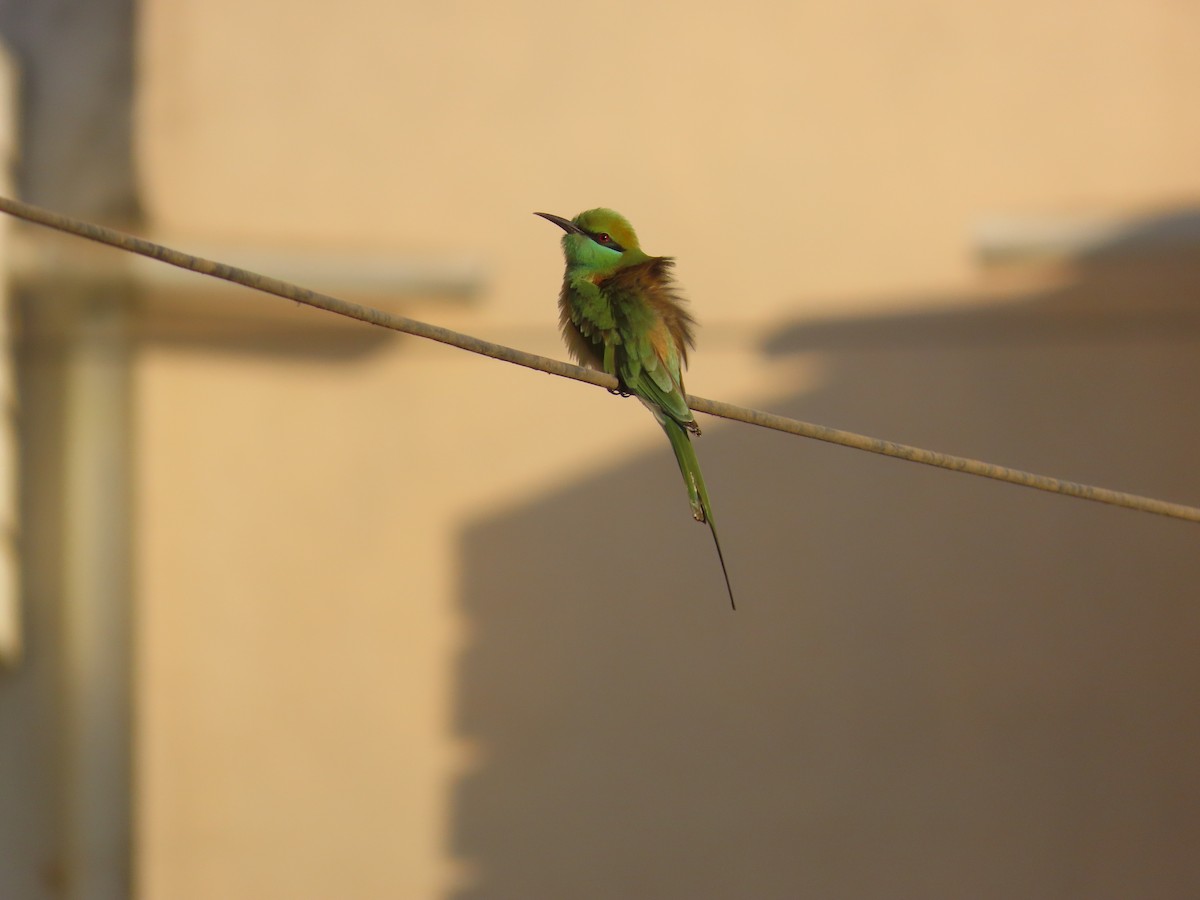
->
[604,257,696,366]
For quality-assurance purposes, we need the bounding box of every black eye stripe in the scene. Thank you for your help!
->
[583,229,625,252]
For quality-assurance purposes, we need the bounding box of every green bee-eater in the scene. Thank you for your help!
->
[536,208,735,609]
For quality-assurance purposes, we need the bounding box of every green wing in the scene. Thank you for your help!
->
[601,264,696,430]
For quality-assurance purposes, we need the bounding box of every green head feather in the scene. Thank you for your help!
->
[536,208,646,271]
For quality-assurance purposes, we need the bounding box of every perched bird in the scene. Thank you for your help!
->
[536,208,735,609]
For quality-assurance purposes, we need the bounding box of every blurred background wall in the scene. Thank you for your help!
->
[1,1,1199,898]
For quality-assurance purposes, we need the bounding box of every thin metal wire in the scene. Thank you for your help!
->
[2,193,1197,525]
[690,397,1200,521]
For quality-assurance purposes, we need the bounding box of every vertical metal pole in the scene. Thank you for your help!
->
[0,1,140,894]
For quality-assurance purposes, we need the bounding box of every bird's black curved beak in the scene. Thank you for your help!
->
[534,212,585,235]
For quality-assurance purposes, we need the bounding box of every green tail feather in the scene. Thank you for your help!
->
[662,418,736,610]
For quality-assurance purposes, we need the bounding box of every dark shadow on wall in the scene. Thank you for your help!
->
[450,214,1200,900]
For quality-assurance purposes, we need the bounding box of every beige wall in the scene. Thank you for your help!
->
[132,2,1200,897]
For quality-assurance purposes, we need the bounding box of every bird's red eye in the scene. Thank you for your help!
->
[597,233,611,243]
